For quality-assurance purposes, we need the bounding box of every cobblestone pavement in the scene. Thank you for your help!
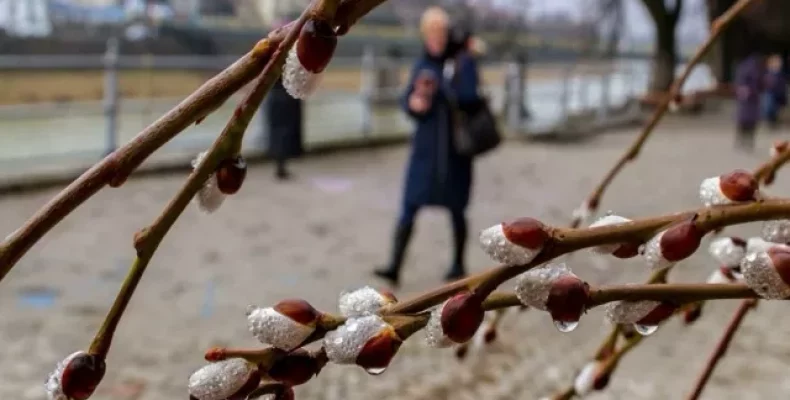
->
[1,113,789,399]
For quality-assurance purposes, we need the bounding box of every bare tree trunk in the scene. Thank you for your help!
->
[652,18,677,91]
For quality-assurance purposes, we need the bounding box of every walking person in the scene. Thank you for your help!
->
[763,54,787,129]
[264,20,304,180]
[373,7,481,287]
[734,53,765,151]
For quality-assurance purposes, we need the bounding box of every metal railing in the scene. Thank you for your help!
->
[0,44,716,184]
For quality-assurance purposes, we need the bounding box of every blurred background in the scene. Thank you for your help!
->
[2,1,790,399]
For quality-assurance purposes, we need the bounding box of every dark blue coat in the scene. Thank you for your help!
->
[735,55,765,126]
[400,51,479,212]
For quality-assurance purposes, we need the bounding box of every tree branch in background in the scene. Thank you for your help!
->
[570,0,758,229]
[0,0,393,286]
[686,299,758,400]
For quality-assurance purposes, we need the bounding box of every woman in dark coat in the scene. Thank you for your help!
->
[373,7,479,287]
[264,77,304,180]
[734,53,765,150]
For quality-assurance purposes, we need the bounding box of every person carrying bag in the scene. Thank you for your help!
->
[444,25,501,157]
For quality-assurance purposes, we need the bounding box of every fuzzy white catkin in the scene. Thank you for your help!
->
[282,45,322,99]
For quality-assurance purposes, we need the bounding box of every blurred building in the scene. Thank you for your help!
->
[0,0,52,37]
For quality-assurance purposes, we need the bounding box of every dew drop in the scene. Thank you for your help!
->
[633,323,658,336]
[553,319,579,333]
[365,367,387,376]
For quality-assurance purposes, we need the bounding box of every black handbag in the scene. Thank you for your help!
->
[449,59,502,157]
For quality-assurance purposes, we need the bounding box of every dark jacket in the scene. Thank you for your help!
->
[765,70,788,106]
[399,50,479,212]
[265,78,304,159]
[735,55,765,126]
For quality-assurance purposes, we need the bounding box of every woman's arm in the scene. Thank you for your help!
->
[401,63,439,120]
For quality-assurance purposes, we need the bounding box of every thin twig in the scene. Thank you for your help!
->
[686,299,757,400]
[754,146,790,185]
[0,0,390,285]
[569,0,758,228]
[87,2,323,358]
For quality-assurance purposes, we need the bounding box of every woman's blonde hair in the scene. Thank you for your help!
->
[420,6,449,36]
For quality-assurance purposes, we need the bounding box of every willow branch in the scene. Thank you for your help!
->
[0,0,390,285]
[686,299,757,400]
[754,146,790,185]
[87,3,320,358]
[569,0,758,228]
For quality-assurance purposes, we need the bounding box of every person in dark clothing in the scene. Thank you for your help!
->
[763,54,787,129]
[373,7,479,287]
[734,53,765,151]
[264,76,304,180]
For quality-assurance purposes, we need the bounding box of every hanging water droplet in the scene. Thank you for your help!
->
[553,319,579,333]
[365,366,387,376]
[633,323,658,336]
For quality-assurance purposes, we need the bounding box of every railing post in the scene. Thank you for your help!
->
[505,60,523,132]
[103,36,120,157]
[360,45,376,138]
[559,65,573,123]
[597,68,611,122]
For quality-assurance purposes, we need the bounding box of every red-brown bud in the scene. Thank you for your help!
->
[60,353,106,400]
[636,302,677,326]
[216,155,247,195]
[296,20,338,73]
[719,169,757,202]
[612,242,641,259]
[483,328,497,344]
[660,219,704,262]
[268,349,323,387]
[502,217,549,250]
[454,344,468,360]
[767,245,790,285]
[546,275,590,329]
[273,299,321,326]
[378,288,398,303]
[355,327,403,372]
[593,370,611,391]
[204,347,227,362]
[774,139,788,154]
[683,303,703,325]
[440,292,485,343]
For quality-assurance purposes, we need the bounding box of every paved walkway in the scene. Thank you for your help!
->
[0,113,788,399]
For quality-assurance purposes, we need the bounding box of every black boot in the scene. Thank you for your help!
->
[373,223,413,288]
[275,158,292,180]
[444,213,467,282]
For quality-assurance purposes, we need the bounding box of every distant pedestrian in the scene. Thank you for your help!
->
[763,54,787,129]
[734,53,765,151]
[373,7,481,287]
[264,20,304,180]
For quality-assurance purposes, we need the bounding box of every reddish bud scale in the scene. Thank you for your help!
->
[440,292,485,343]
[204,347,227,362]
[501,218,549,250]
[683,303,703,325]
[355,330,402,370]
[483,328,497,344]
[454,345,468,359]
[268,349,321,386]
[635,302,677,326]
[719,170,757,202]
[730,236,747,248]
[768,246,790,286]
[273,299,321,326]
[60,353,106,400]
[378,288,398,303]
[660,220,704,261]
[774,140,789,154]
[545,275,589,323]
[227,369,262,400]
[593,371,611,391]
[612,242,641,259]
[215,156,247,195]
[296,20,338,73]
[720,266,738,281]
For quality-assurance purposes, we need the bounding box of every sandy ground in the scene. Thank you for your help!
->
[1,114,789,399]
